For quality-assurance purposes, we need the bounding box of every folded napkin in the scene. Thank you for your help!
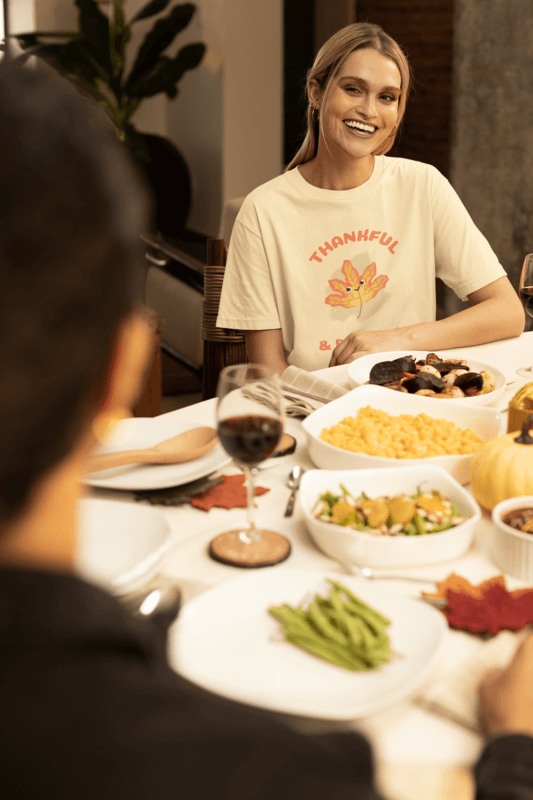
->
[280,366,349,417]
[415,629,528,732]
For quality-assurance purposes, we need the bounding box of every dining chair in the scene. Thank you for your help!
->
[202,238,248,400]
[133,305,163,416]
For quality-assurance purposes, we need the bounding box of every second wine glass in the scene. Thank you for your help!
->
[209,363,292,568]
[517,254,533,378]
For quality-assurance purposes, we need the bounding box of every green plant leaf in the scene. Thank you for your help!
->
[127,42,204,100]
[75,0,111,71]
[109,0,129,91]
[125,3,196,90]
[165,42,205,85]
[131,0,173,23]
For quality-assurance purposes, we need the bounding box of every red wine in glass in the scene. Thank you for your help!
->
[218,415,283,466]
[520,286,533,319]
[518,255,533,377]
[210,363,291,568]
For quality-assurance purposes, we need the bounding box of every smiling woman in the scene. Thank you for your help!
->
[217,21,524,374]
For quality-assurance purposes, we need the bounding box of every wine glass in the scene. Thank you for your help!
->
[517,254,533,377]
[208,363,292,568]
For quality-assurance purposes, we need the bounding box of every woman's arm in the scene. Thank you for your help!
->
[244,329,289,375]
[329,276,525,366]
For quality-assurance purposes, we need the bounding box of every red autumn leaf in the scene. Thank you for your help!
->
[442,579,533,636]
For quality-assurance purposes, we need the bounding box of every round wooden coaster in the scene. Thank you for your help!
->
[209,530,291,568]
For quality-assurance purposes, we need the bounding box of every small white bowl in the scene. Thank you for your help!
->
[76,499,174,595]
[301,384,502,485]
[300,465,480,568]
[492,497,533,581]
[347,350,505,407]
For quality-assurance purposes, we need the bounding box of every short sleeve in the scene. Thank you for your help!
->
[217,205,281,331]
[429,167,507,301]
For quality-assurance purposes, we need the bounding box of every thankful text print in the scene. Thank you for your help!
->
[309,230,398,264]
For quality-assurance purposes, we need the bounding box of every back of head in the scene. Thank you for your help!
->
[0,61,149,526]
[286,22,412,170]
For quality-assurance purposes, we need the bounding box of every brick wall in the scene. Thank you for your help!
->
[355,0,455,178]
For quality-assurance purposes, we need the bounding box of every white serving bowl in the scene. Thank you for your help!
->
[300,465,481,568]
[301,384,502,485]
[492,497,533,581]
[347,350,505,407]
[76,499,174,595]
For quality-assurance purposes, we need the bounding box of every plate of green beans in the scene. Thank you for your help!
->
[169,569,447,719]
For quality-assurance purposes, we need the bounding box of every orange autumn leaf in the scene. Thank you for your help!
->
[423,573,506,602]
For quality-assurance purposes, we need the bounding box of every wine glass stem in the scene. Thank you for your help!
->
[240,466,261,544]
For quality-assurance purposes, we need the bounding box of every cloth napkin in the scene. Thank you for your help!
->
[415,629,528,732]
[279,366,349,417]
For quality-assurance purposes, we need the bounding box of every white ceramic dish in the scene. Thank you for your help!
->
[169,568,446,720]
[77,498,173,594]
[301,384,502,485]
[300,465,481,568]
[347,350,506,408]
[83,416,231,491]
[491,497,533,581]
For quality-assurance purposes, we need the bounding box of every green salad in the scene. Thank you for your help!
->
[313,484,466,536]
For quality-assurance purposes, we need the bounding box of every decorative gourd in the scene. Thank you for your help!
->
[470,414,533,510]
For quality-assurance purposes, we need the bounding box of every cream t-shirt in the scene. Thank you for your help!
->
[217,156,506,371]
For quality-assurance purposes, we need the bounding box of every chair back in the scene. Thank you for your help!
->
[202,238,247,400]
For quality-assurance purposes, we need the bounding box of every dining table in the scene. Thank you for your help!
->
[89,332,533,800]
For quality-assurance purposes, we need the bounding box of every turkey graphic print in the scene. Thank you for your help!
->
[325,260,388,318]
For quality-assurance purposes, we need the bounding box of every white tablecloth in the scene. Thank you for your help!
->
[90,333,533,800]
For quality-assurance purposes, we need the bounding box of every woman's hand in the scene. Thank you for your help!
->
[329,329,406,367]
[329,277,524,368]
[478,633,533,737]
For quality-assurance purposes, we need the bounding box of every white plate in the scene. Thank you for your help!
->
[83,417,231,490]
[77,498,174,594]
[169,568,447,720]
[347,350,505,407]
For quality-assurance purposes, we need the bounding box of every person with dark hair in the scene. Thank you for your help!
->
[217,22,524,373]
[1,59,533,800]
[0,58,385,800]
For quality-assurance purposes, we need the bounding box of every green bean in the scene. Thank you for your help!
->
[414,514,426,535]
[286,632,367,671]
[329,580,391,626]
[269,581,395,672]
[307,600,348,645]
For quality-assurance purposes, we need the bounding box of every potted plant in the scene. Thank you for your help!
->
[16,0,206,236]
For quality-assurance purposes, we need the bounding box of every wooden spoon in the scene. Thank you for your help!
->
[83,427,218,474]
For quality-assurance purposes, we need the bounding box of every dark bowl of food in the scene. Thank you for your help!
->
[492,497,533,580]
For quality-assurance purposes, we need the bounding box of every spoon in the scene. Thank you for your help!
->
[83,427,218,474]
[284,466,305,517]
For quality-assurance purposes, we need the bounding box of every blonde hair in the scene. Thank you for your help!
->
[286,22,412,171]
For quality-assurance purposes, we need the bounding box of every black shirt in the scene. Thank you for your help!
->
[0,569,381,799]
[2,569,533,800]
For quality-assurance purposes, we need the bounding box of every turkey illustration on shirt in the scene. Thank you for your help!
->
[325,259,389,318]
